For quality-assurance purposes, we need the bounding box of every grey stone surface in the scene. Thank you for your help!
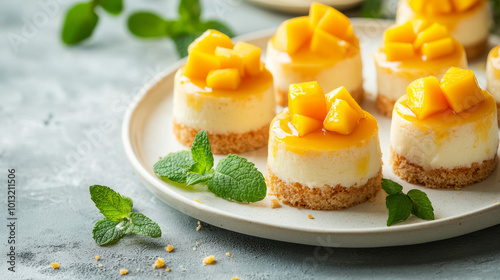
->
[1,0,500,279]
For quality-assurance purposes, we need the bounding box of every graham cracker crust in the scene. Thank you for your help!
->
[265,167,382,210]
[464,38,488,61]
[376,93,396,118]
[173,119,269,155]
[275,84,364,107]
[496,102,500,126]
[390,147,497,189]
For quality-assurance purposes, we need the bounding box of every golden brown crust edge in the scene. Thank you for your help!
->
[173,120,269,155]
[275,84,364,107]
[464,38,488,61]
[390,147,497,189]
[376,94,396,118]
[265,167,382,210]
[496,102,500,126]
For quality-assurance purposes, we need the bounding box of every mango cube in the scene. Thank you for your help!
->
[288,81,328,121]
[343,25,354,42]
[274,17,311,54]
[310,28,347,58]
[184,51,220,80]
[414,23,449,50]
[450,0,479,12]
[384,22,416,44]
[215,47,245,77]
[439,67,484,113]
[188,29,233,55]
[291,114,323,137]
[425,0,452,14]
[317,8,351,40]
[323,99,360,135]
[385,42,415,61]
[309,2,331,27]
[409,0,426,12]
[206,69,241,90]
[325,86,366,118]
[411,19,431,33]
[407,76,449,119]
[422,37,455,60]
[233,42,262,76]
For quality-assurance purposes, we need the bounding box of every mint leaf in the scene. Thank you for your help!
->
[407,189,434,220]
[200,20,235,37]
[127,11,170,38]
[153,151,195,183]
[186,171,214,186]
[361,0,383,18]
[381,178,403,195]
[207,155,267,203]
[173,33,200,58]
[386,193,413,226]
[190,130,214,174]
[61,2,99,45]
[92,218,129,246]
[179,0,201,23]
[129,212,162,238]
[90,185,133,223]
[97,0,123,15]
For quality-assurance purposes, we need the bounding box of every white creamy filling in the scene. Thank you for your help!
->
[172,70,276,134]
[267,133,382,188]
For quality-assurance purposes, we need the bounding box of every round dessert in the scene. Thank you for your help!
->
[391,67,498,189]
[173,30,276,154]
[374,19,467,117]
[396,0,492,59]
[266,3,363,107]
[266,82,382,210]
[486,44,500,122]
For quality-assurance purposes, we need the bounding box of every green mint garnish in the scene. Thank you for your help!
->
[382,179,435,226]
[61,2,99,45]
[90,185,161,246]
[153,130,267,203]
[97,0,123,15]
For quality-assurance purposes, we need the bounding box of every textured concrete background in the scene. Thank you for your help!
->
[2,0,500,279]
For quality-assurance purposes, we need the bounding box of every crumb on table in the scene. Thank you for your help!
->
[98,264,103,268]
[308,214,314,219]
[232,277,240,280]
[202,255,216,265]
[165,244,174,252]
[166,267,171,272]
[271,199,281,209]
[153,258,165,269]
[120,268,128,275]
[95,256,100,261]
[226,252,232,257]
[196,221,202,231]
[50,263,60,269]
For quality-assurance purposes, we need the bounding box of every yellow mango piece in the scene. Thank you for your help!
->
[425,0,453,14]
[323,99,360,135]
[409,0,426,12]
[407,76,449,120]
[317,8,351,40]
[288,81,328,121]
[184,51,220,80]
[439,67,484,113]
[414,23,449,50]
[450,0,479,12]
[214,47,245,77]
[309,2,331,27]
[385,42,415,61]
[411,19,432,33]
[233,42,262,76]
[343,25,354,42]
[310,28,348,58]
[325,86,366,118]
[206,69,241,90]
[384,22,416,44]
[291,114,323,137]
[188,29,233,55]
[422,37,455,60]
[274,17,312,54]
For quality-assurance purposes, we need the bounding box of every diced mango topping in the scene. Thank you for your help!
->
[439,67,484,113]
[317,8,351,39]
[325,86,366,118]
[274,17,312,54]
[407,76,449,119]
[410,19,431,33]
[385,42,415,61]
[188,29,233,54]
[422,37,455,60]
[309,2,331,27]
[450,0,480,12]
[233,42,262,76]
[384,21,416,44]
[424,0,452,15]
[409,0,426,12]
[206,69,241,90]
[323,99,360,135]
[288,81,328,121]
[291,114,323,137]
[410,0,479,14]
[215,47,245,77]
[310,28,347,58]
[184,50,220,80]
[413,23,449,50]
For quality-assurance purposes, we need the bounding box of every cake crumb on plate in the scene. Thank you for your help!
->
[50,263,60,269]
[202,255,216,265]
[120,268,128,275]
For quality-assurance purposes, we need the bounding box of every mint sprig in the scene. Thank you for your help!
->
[90,185,161,245]
[153,130,266,203]
[382,179,435,226]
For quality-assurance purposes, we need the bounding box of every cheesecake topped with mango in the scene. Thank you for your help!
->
[374,19,467,117]
[396,0,492,59]
[172,29,276,154]
[266,3,363,106]
[266,81,382,210]
[391,67,498,189]
[486,44,500,122]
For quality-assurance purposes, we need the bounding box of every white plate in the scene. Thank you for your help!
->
[244,0,364,13]
[122,19,500,248]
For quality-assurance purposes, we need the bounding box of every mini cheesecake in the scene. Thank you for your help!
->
[486,44,500,123]
[266,82,382,210]
[173,30,276,154]
[266,3,363,107]
[396,0,492,59]
[374,20,467,117]
[391,67,498,189]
